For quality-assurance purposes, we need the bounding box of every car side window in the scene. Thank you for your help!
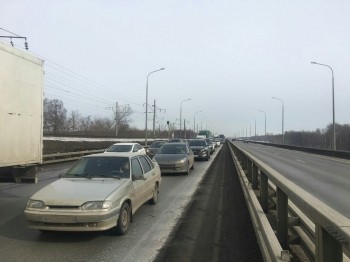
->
[144,155,154,169]
[139,156,152,173]
[131,158,143,179]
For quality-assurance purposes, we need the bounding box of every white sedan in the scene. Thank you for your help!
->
[105,142,146,155]
[24,152,161,235]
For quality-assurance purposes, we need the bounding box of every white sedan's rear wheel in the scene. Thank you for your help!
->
[149,183,159,204]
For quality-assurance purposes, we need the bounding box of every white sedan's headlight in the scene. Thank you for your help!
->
[179,158,187,163]
[81,201,111,211]
[27,200,46,209]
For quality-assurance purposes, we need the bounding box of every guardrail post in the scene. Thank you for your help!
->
[252,164,258,190]
[246,159,252,182]
[315,224,342,262]
[242,155,247,171]
[260,171,268,213]
[277,187,288,249]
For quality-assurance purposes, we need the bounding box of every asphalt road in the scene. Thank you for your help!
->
[234,141,350,219]
[0,147,228,262]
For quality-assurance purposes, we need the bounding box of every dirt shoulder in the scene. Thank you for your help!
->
[154,143,263,261]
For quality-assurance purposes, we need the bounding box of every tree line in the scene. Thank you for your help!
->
[43,98,172,138]
[253,123,350,151]
[45,98,350,151]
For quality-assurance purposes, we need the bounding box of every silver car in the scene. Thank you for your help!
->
[24,152,161,235]
[153,142,194,175]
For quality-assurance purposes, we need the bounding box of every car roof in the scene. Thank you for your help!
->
[86,152,142,158]
[163,142,187,146]
[109,142,141,146]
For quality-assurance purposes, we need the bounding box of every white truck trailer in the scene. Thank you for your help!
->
[0,41,44,182]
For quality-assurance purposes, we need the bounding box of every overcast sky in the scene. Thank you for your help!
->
[1,0,350,137]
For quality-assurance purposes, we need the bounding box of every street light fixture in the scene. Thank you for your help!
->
[311,61,336,150]
[272,96,284,144]
[145,67,165,146]
[193,110,202,138]
[179,98,191,138]
[258,109,267,142]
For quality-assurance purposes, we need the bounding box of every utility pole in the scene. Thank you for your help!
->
[115,101,119,137]
[106,101,131,138]
[152,99,166,139]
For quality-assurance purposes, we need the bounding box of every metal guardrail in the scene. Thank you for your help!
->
[42,149,105,164]
[251,141,350,160]
[228,140,350,262]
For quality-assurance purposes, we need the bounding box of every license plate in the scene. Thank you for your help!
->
[43,215,76,223]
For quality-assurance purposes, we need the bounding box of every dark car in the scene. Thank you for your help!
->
[147,140,166,158]
[188,139,210,161]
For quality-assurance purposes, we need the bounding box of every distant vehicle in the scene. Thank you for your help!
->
[105,143,146,155]
[153,142,194,175]
[213,138,221,147]
[196,135,207,139]
[24,152,161,235]
[219,134,226,144]
[206,138,215,154]
[197,130,212,138]
[188,139,211,161]
[146,140,166,158]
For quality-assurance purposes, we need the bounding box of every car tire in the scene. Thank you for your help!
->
[190,163,194,170]
[184,162,190,175]
[148,183,159,205]
[113,202,130,235]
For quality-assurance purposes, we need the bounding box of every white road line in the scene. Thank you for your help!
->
[296,159,305,164]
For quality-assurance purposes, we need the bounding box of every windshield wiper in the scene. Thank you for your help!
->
[99,174,122,179]
[64,173,92,179]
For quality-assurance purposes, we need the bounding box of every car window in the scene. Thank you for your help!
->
[131,158,143,179]
[106,145,132,152]
[160,144,186,154]
[66,156,128,177]
[144,155,155,168]
[138,156,152,173]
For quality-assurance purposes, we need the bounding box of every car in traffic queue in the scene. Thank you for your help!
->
[105,142,146,155]
[188,139,211,161]
[146,140,166,158]
[206,138,216,154]
[153,142,194,175]
[24,152,161,235]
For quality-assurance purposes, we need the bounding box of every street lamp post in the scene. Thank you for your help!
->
[193,110,202,138]
[258,110,267,142]
[250,117,256,141]
[179,98,191,138]
[311,61,336,150]
[201,117,206,130]
[244,121,251,139]
[145,68,165,146]
[272,96,284,144]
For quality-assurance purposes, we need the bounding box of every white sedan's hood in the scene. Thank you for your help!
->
[31,178,128,206]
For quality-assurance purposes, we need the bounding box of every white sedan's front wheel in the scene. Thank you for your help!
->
[113,202,130,235]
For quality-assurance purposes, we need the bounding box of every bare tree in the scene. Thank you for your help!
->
[80,115,93,134]
[90,117,114,134]
[43,98,67,134]
[67,110,82,132]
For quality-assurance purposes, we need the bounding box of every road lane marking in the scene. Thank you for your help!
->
[296,159,306,164]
